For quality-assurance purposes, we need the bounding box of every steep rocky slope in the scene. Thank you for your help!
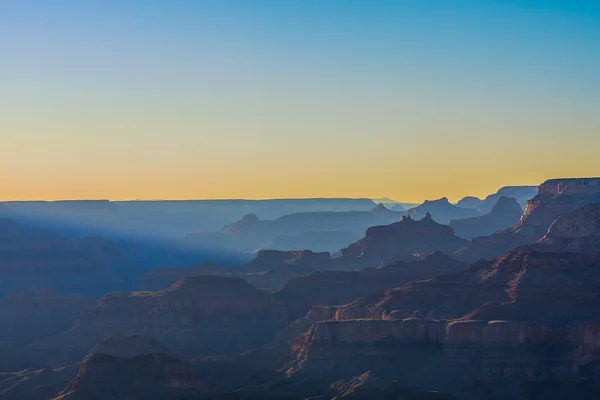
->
[456,196,483,209]
[28,276,289,368]
[320,248,600,324]
[4,179,600,399]
[476,185,538,213]
[539,203,600,249]
[274,252,468,319]
[450,197,523,240]
[280,205,600,398]
[455,178,600,262]
[288,318,600,399]
[53,336,200,400]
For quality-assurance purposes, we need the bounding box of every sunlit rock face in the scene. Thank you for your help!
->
[455,178,600,262]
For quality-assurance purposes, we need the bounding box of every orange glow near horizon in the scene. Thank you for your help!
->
[2,1,599,203]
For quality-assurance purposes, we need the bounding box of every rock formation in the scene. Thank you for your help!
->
[53,336,200,400]
[456,196,484,209]
[187,205,404,253]
[405,198,480,224]
[274,251,468,319]
[28,275,289,367]
[0,219,130,297]
[337,213,469,268]
[476,185,538,213]
[450,197,523,240]
[539,204,600,249]
[3,178,600,399]
[456,178,600,262]
[287,318,600,398]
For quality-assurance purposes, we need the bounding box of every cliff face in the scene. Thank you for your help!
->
[282,233,600,398]
[516,178,600,239]
[289,318,600,395]
[54,336,201,400]
[455,178,600,262]
[274,252,468,319]
[450,197,523,240]
[29,276,289,367]
[338,214,468,269]
[477,186,538,213]
[539,204,600,250]
[319,248,600,325]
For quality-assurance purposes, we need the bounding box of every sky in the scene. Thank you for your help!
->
[1,0,599,202]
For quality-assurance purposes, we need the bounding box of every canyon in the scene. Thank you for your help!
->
[1,178,599,399]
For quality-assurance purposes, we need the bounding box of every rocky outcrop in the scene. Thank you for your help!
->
[29,276,290,367]
[187,206,404,253]
[456,196,483,209]
[450,197,523,240]
[274,252,468,319]
[455,178,600,262]
[336,247,600,325]
[477,186,538,213]
[406,198,480,224]
[54,336,201,400]
[464,249,600,324]
[288,318,600,398]
[338,214,469,268]
[539,204,600,249]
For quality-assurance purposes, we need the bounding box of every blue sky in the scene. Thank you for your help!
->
[1,0,599,201]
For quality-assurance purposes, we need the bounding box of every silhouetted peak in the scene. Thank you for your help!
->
[371,203,391,213]
[241,213,260,223]
[423,197,450,205]
[456,196,484,209]
[491,196,523,213]
[423,212,433,220]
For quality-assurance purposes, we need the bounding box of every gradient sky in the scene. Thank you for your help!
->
[1,0,599,202]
